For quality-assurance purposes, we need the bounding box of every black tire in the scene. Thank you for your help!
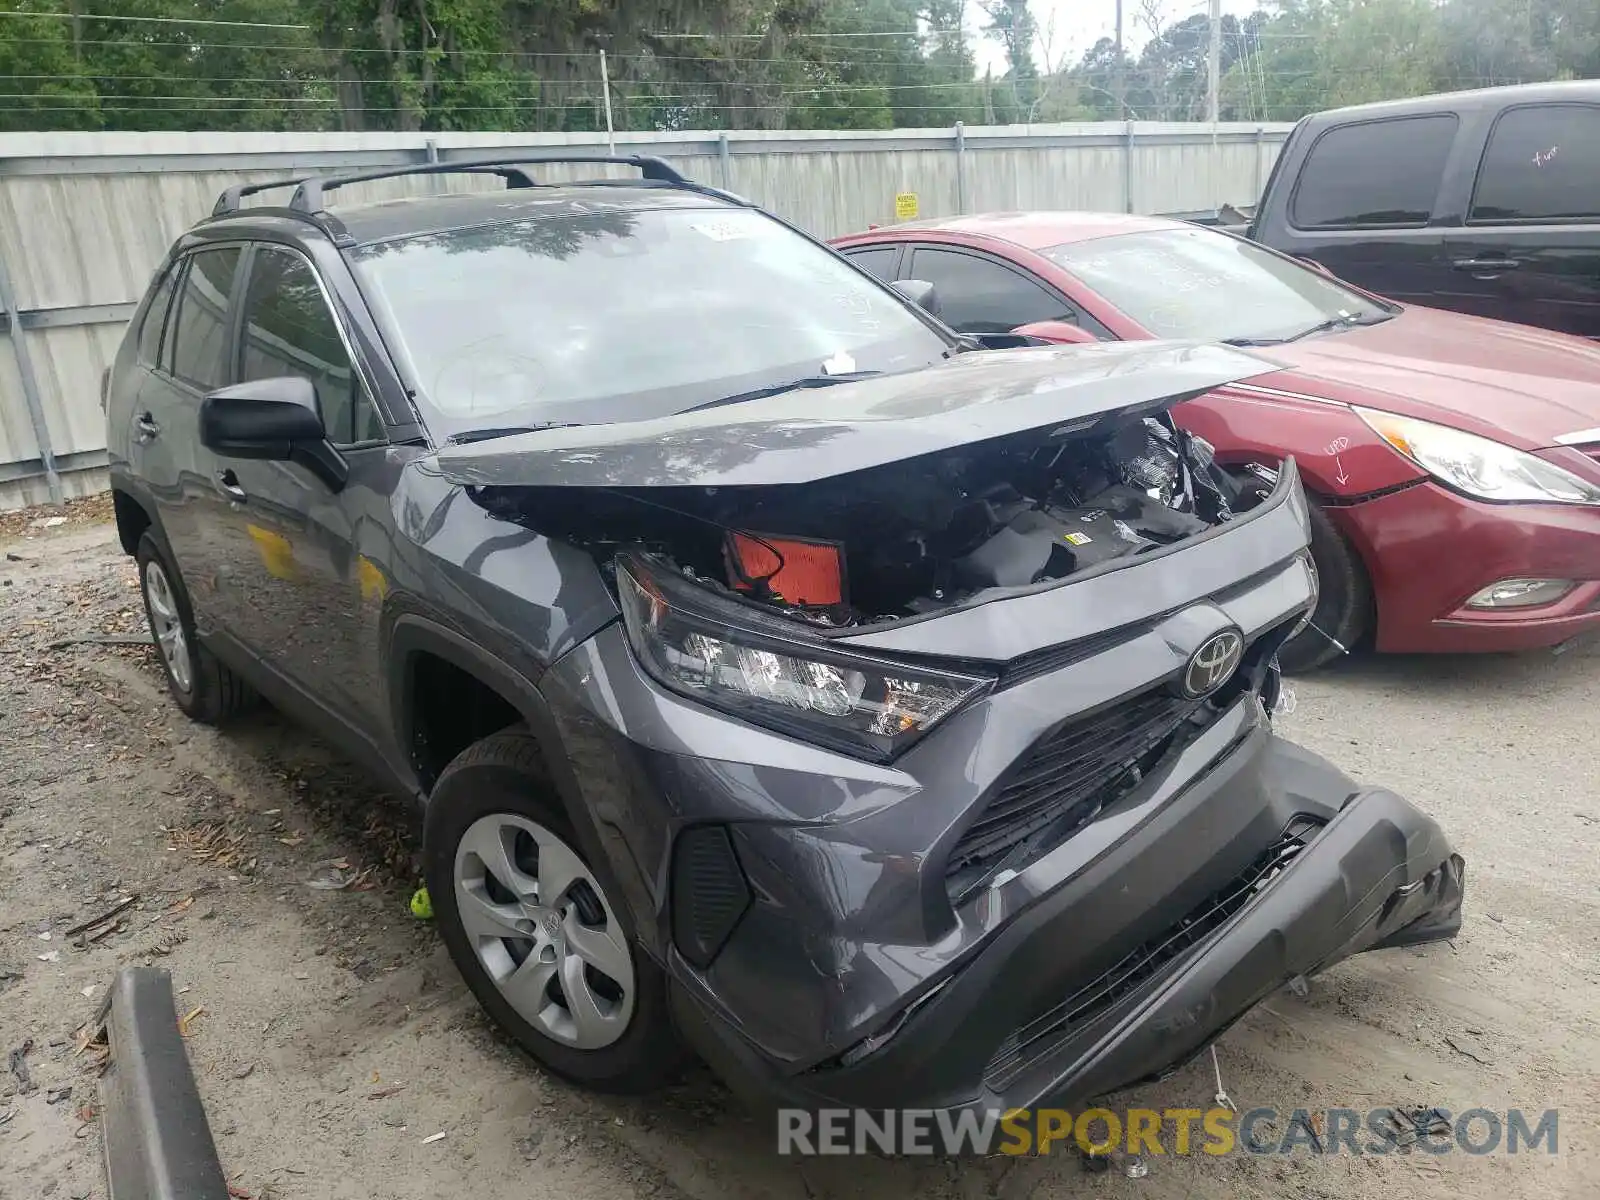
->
[424,729,686,1093]
[1277,501,1372,674]
[135,530,256,723]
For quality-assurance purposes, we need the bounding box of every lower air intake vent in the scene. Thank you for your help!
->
[982,816,1324,1090]
[671,825,751,968]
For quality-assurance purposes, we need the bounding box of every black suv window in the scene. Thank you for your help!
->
[166,246,241,389]
[1290,115,1457,229]
[845,246,900,282]
[239,247,381,446]
[1471,105,1600,222]
[136,264,177,366]
[907,247,1075,334]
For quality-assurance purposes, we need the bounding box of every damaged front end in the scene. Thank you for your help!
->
[444,341,1283,667]
[437,341,1463,1117]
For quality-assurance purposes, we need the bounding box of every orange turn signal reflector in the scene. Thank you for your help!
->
[726,533,845,608]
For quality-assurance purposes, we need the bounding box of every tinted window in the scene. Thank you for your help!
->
[845,246,900,282]
[1471,105,1600,222]
[1290,115,1456,229]
[166,247,241,388]
[351,207,949,434]
[239,247,379,445]
[136,265,177,366]
[1045,228,1388,343]
[907,247,1074,334]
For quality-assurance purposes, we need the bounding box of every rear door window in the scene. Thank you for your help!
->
[1470,104,1600,222]
[907,247,1077,334]
[165,246,242,389]
[1290,115,1457,229]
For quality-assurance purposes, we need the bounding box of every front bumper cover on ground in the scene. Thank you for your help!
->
[672,738,1463,1117]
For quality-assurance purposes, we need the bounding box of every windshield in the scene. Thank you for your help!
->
[1042,228,1392,343]
[351,205,950,433]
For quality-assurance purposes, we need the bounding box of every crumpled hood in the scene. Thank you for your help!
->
[1261,306,1600,448]
[433,341,1275,489]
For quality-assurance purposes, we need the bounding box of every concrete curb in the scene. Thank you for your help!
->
[96,966,229,1200]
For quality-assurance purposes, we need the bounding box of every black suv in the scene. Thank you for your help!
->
[106,156,1464,1115]
[1245,81,1600,338]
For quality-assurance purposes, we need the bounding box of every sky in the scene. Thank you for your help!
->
[969,0,1263,77]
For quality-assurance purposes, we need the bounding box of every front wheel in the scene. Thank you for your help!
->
[1277,502,1372,674]
[424,730,685,1092]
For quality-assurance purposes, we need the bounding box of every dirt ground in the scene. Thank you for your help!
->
[2,508,1597,1200]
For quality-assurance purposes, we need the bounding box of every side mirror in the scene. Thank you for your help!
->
[1011,319,1099,345]
[890,278,941,317]
[200,377,347,491]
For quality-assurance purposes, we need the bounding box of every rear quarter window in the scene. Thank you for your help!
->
[1290,114,1458,229]
[135,264,177,366]
[1470,104,1600,222]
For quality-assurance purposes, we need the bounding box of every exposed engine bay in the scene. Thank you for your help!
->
[473,412,1266,628]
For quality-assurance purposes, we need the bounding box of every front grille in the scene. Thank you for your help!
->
[947,620,1297,898]
[982,816,1324,1090]
[945,691,1209,895]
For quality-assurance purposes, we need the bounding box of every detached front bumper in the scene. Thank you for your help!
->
[672,736,1463,1117]
[1331,481,1600,653]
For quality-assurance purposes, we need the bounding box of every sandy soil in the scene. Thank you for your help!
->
[2,512,1597,1200]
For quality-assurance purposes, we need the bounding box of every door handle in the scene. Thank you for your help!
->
[1451,257,1522,273]
[134,412,161,440]
[214,469,247,504]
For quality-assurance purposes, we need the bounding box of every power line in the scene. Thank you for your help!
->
[646,30,928,39]
[0,34,958,67]
[0,9,310,29]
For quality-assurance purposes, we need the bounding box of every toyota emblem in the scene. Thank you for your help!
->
[1182,629,1244,698]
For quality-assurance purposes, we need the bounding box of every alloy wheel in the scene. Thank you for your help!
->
[143,557,193,693]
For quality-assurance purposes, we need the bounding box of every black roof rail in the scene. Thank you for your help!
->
[213,176,317,217]
[286,154,691,215]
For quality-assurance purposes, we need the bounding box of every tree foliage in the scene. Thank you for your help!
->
[0,0,1595,133]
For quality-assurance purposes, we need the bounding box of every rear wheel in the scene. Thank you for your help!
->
[425,730,685,1092]
[136,531,255,723]
[1277,502,1372,674]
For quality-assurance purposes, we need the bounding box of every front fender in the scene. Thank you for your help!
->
[1175,388,1426,500]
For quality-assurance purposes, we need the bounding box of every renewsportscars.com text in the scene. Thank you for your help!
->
[776,1107,1559,1157]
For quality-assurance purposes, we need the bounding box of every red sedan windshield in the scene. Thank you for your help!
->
[1044,227,1391,344]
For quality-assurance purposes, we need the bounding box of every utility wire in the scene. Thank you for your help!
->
[0,9,310,29]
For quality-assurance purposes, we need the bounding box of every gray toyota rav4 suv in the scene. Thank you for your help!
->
[105,155,1463,1116]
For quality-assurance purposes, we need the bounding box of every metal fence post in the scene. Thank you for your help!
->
[1253,126,1265,199]
[1123,120,1136,214]
[0,248,62,504]
[954,122,968,214]
[718,132,732,190]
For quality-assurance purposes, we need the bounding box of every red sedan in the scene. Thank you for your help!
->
[832,213,1600,670]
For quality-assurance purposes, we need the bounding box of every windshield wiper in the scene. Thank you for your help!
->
[1224,311,1394,348]
[446,423,581,447]
[678,371,881,415]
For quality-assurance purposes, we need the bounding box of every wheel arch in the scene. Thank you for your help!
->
[387,615,617,884]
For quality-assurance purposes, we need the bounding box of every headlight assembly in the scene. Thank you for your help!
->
[1357,408,1600,506]
[616,554,992,760]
